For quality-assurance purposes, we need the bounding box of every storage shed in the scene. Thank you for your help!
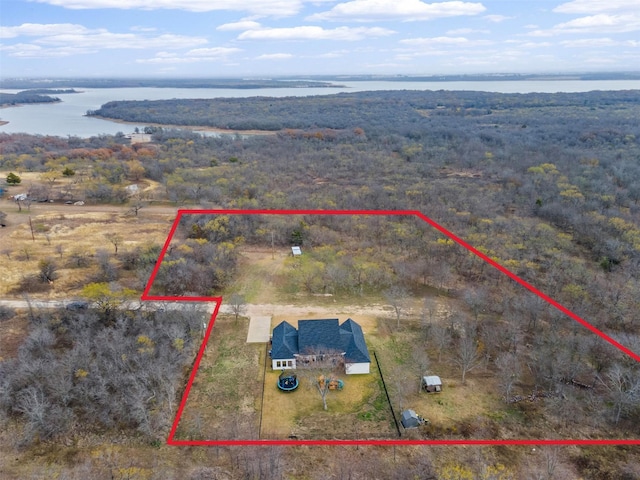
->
[421,375,442,393]
[401,409,422,429]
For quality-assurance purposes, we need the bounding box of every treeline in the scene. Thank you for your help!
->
[87,90,640,133]
[0,91,60,107]
[22,89,78,95]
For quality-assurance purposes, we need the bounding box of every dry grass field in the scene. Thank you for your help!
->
[0,191,177,298]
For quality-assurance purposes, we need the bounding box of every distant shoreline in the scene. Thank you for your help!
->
[0,99,62,109]
[91,115,278,136]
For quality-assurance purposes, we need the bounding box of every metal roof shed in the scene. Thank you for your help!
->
[401,409,421,429]
[422,375,443,393]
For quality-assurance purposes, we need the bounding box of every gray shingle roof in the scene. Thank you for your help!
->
[340,318,371,363]
[271,318,370,364]
[298,319,341,354]
[270,321,298,360]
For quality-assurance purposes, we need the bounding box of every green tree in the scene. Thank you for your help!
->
[6,172,21,185]
[81,282,135,325]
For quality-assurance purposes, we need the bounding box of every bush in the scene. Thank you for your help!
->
[0,306,15,321]
[6,172,21,185]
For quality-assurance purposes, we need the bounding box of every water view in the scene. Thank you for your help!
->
[1,79,639,137]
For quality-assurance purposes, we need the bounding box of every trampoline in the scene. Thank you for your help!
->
[277,371,299,392]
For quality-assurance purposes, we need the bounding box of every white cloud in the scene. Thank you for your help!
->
[217,20,262,31]
[238,26,395,41]
[400,36,470,45]
[1,42,95,57]
[560,37,639,47]
[256,53,293,59]
[30,0,326,16]
[506,40,553,48]
[0,23,89,38]
[556,13,640,32]
[528,13,640,36]
[137,47,242,64]
[316,50,347,58]
[307,0,486,23]
[446,28,489,35]
[186,47,243,57]
[39,32,207,49]
[553,0,636,14]
[400,35,493,48]
[1,23,207,50]
[484,14,512,23]
[130,26,158,32]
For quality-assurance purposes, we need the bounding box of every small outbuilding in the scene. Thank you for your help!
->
[400,409,426,429]
[291,246,302,256]
[421,375,442,393]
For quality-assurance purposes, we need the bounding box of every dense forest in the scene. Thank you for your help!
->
[0,91,61,107]
[2,89,640,478]
[88,89,640,131]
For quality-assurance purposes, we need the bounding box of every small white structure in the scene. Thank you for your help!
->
[291,246,302,256]
[422,375,443,393]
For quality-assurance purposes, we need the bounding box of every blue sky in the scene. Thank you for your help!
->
[1,0,639,77]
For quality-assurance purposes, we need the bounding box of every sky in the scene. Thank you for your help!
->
[1,0,639,78]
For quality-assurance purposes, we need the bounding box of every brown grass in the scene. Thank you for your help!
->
[261,364,394,440]
[0,314,28,360]
[0,207,175,298]
[174,315,264,441]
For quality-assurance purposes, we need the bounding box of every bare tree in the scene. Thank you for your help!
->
[297,348,343,411]
[104,232,123,255]
[601,363,640,424]
[455,323,483,385]
[430,324,450,362]
[228,292,247,324]
[384,285,410,329]
[495,352,520,401]
[412,345,430,393]
[127,192,147,216]
[463,287,488,322]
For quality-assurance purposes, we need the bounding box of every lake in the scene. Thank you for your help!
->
[1,79,639,138]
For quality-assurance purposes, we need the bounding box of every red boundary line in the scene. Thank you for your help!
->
[141,209,640,446]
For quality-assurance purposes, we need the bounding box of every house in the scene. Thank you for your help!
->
[270,318,371,374]
[421,375,443,393]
